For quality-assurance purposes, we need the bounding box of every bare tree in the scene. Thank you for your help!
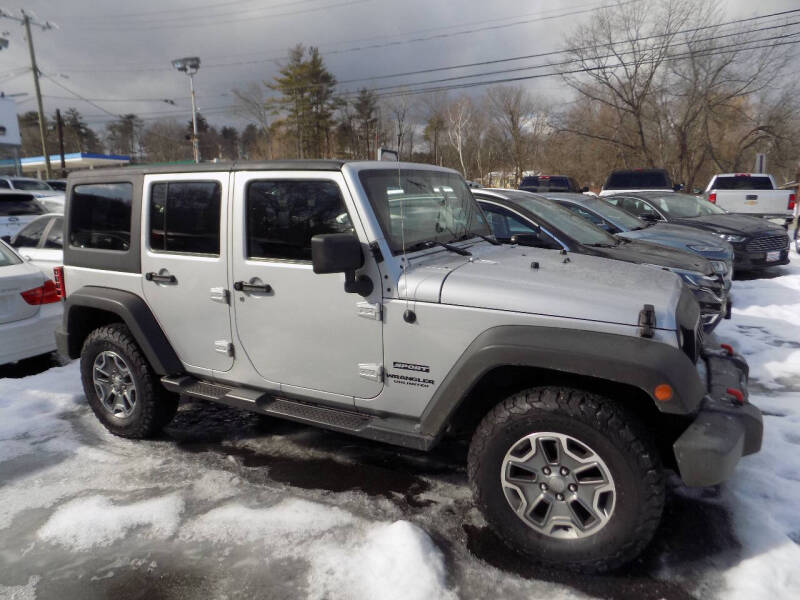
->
[445,95,473,177]
[232,82,273,158]
[486,85,538,185]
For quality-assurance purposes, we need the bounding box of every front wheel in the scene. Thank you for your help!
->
[467,386,664,573]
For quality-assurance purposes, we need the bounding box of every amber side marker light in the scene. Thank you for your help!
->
[654,384,673,402]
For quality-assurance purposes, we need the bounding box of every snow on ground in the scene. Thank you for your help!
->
[0,258,799,600]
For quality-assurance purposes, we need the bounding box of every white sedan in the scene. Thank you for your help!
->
[0,239,62,366]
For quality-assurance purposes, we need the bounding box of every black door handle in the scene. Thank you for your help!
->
[145,272,177,284]
[233,281,272,293]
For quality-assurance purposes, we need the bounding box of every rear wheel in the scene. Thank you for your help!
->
[80,323,178,438]
[468,386,664,573]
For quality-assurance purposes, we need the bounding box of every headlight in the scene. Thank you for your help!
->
[670,268,718,289]
[711,233,746,243]
[710,260,728,274]
[686,244,726,253]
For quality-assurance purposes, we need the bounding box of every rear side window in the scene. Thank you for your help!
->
[0,193,45,216]
[11,217,48,248]
[45,217,64,249]
[0,180,10,189]
[712,176,773,190]
[246,180,351,261]
[605,171,672,190]
[149,181,221,255]
[70,183,133,251]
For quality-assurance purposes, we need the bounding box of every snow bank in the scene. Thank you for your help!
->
[181,497,356,545]
[38,493,184,551]
[308,520,456,600]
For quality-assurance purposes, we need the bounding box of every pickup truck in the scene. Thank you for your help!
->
[704,173,795,222]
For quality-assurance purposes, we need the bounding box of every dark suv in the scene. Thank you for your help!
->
[601,169,678,195]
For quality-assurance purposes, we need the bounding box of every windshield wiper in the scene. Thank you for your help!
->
[587,242,619,248]
[406,240,472,256]
[454,232,501,245]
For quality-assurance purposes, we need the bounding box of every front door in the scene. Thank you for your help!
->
[141,173,233,373]
[231,171,383,403]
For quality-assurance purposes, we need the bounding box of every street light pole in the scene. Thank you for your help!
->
[188,71,199,164]
[171,56,201,163]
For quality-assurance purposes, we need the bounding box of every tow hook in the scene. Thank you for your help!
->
[726,387,745,406]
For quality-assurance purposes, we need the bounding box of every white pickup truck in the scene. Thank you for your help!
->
[704,173,795,222]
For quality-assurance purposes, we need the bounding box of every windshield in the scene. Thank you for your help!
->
[501,190,619,246]
[359,168,490,254]
[11,179,52,191]
[645,193,726,217]
[580,197,646,230]
[0,194,46,216]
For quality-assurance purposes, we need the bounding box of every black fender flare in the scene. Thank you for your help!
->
[57,286,183,375]
[419,325,705,437]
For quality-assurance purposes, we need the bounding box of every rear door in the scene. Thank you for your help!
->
[140,173,233,374]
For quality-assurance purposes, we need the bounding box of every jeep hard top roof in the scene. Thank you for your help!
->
[65,159,459,181]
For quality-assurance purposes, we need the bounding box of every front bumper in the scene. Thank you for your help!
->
[673,348,762,487]
[732,245,790,270]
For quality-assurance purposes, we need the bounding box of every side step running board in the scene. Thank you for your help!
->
[161,375,370,434]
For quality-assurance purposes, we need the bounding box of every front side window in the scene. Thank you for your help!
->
[11,218,48,248]
[607,196,662,219]
[44,217,64,249]
[70,183,132,251]
[150,181,221,255]
[246,180,352,261]
[0,241,21,266]
[481,203,537,239]
[359,168,490,254]
[0,179,10,189]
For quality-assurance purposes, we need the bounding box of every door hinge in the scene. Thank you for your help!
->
[210,287,230,304]
[214,340,234,357]
[358,363,384,382]
[357,301,382,321]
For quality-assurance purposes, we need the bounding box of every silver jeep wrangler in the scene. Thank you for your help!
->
[57,161,762,572]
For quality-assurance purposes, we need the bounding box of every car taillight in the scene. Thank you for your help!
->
[21,279,61,305]
[53,266,65,300]
[708,192,716,204]
[789,193,796,211]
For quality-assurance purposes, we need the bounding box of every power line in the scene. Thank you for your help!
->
[49,0,638,73]
[54,0,316,21]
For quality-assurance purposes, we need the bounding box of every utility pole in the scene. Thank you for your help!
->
[56,108,66,177]
[1,9,55,178]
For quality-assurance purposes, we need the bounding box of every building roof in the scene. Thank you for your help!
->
[0,152,131,174]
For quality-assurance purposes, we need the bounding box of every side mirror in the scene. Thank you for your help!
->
[581,186,590,193]
[311,233,373,296]
[510,233,543,247]
[673,184,683,191]
[639,212,662,223]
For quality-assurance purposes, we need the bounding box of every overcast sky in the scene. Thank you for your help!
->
[3,0,798,133]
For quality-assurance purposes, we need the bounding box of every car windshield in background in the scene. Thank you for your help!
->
[0,194,46,216]
[646,193,726,218]
[359,169,490,254]
[713,176,773,190]
[605,171,672,189]
[0,241,22,267]
[502,190,619,246]
[10,179,53,191]
[554,195,645,231]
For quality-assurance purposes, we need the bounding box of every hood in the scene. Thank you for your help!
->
[587,239,714,275]
[616,223,734,261]
[398,244,685,330]
[670,214,785,236]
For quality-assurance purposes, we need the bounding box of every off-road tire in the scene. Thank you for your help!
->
[80,323,179,438]
[468,386,664,573]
